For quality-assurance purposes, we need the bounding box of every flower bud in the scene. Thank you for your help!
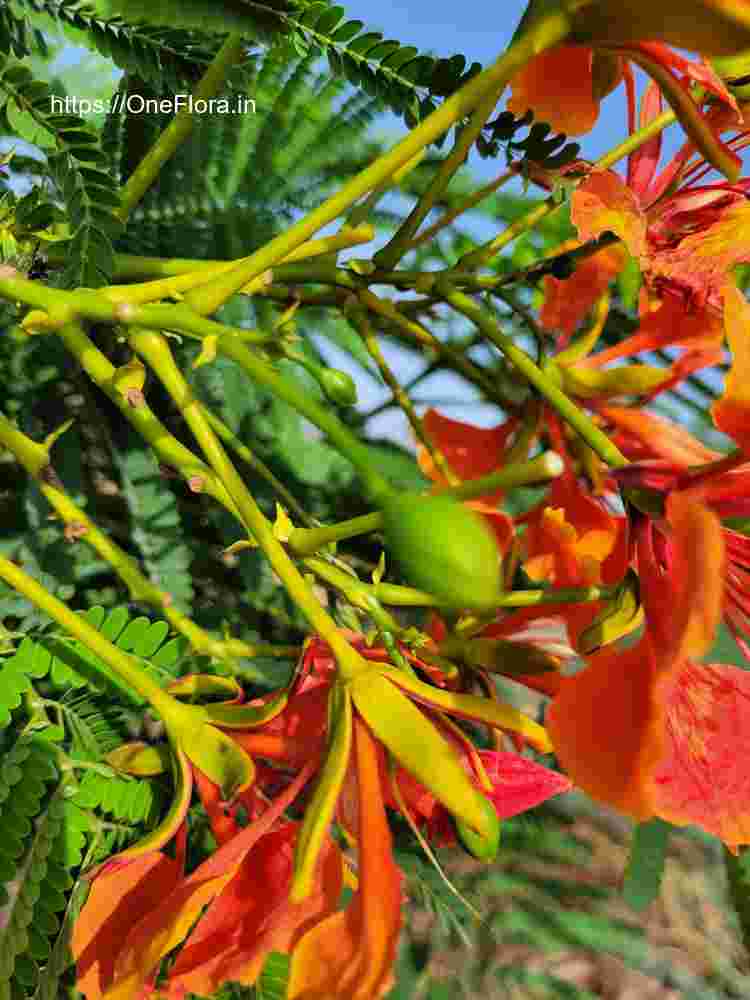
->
[454,794,501,861]
[379,493,501,610]
[319,367,358,406]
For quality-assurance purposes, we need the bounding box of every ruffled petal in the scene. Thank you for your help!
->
[571,169,648,259]
[653,659,750,850]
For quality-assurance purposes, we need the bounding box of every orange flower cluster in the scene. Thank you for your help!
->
[72,636,570,1000]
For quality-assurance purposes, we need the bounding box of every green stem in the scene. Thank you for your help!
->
[0,555,176,714]
[495,584,616,607]
[440,283,628,468]
[182,9,573,316]
[129,328,366,681]
[348,300,459,485]
[201,404,316,527]
[374,80,508,269]
[287,451,563,556]
[0,408,286,665]
[358,287,505,406]
[407,169,515,251]
[53,319,238,512]
[117,33,247,223]
[302,557,402,630]
[454,105,677,272]
[215,333,394,505]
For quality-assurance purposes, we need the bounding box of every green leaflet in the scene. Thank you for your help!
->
[0,741,84,994]
[256,950,291,1000]
[11,0,219,91]
[84,0,298,41]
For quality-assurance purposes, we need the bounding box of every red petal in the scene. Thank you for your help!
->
[417,409,516,500]
[478,750,572,818]
[653,659,750,849]
[540,246,624,338]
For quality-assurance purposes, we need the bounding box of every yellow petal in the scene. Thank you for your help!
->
[290,682,352,903]
[351,671,497,836]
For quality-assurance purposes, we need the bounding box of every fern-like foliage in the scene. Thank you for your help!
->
[0,4,34,60]
[112,428,195,614]
[14,0,223,90]
[0,606,202,997]
[284,4,582,167]
[287,3,480,137]
[111,48,380,261]
[0,54,123,287]
[0,734,72,999]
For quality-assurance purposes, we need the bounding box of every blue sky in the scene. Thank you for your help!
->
[339,0,637,167]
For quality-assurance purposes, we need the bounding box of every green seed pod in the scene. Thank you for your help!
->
[454,794,501,862]
[379,493,501,610]
[319,367,358,406]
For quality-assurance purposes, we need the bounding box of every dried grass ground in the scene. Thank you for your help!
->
[398,799,750,1000]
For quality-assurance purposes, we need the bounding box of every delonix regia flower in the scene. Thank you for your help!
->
[510,1,750,178]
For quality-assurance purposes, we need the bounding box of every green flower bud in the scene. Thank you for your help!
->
[379,493,501,610]
[319,367,358,406]
[454,794,501,861]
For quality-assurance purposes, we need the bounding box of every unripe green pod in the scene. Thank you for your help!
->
[454,794,501,862]
[379,493,501,610]
[319,367,358,406]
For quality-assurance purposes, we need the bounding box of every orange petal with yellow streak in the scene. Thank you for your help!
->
[105,763,315,998]
[287,718,402,1000]
[712,281,750,454]
[163,825,343,997]
[652,201,750,306]
[571,169,648,259]
[72,852,182,1000]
